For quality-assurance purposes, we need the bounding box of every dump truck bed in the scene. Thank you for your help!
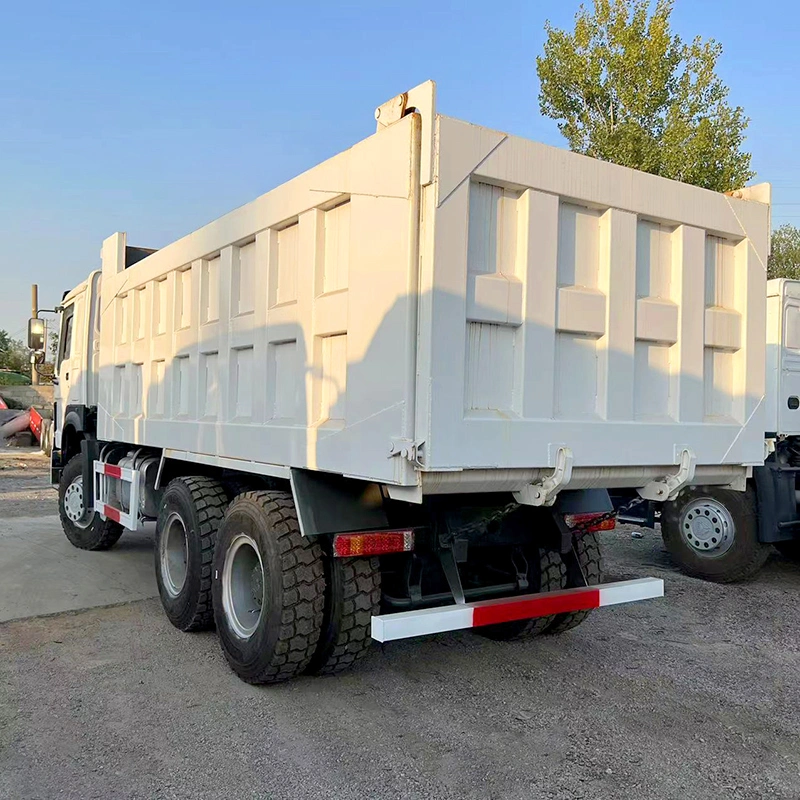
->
[97,81,770,497]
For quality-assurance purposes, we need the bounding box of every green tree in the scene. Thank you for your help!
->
[768,224,800,280]
[536,0,753,191]
[0,330,30,374]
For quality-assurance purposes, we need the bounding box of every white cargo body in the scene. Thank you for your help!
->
[95,81,770,500]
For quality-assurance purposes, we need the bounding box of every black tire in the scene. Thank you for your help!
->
[478,548,567,641]
[154,476,228,632]
[58,454,123,551]
[222,477,261,502]
[661,485,769,583]
[546,531,604,635]
[306,557,381,676]
[212,491,325,684]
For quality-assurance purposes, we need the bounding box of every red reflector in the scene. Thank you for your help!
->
[564,512,616,532]
[472,588,601,627]
[103,505,122,523]
[333,530,414,557]
[104,464,122,479]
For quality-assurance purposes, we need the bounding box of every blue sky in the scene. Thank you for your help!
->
[1,0,798,337]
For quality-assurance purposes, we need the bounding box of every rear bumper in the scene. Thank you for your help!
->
[371,577,664,642]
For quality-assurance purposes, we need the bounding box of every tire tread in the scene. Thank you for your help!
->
[309,557,381,676]
[161,476,228,631]
[217,491,325,685]
[546,532,603,635]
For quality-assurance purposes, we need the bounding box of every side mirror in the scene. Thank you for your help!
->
[28,318,45,351]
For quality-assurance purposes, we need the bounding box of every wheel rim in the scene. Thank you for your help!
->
[64,476,93,529]
[160,512,189,597]
[679,498,735,557]
[222,533,265,639]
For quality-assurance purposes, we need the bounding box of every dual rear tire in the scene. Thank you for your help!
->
[154,486,380,683]
[210,491,381,683]
[477,532,604,641]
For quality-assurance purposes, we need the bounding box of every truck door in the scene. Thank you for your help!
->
[54,297,85,447]
[779,299,800,435]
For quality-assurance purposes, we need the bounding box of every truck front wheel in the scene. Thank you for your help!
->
[155,476,228,632]
[661,486,769,582]
[58,454,123,551]
[212,491,325,684]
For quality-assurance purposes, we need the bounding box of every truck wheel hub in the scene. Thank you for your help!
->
[64,477,93,529]
[222,533,265,639]
[161,512,189,597]
[680,500,734,556]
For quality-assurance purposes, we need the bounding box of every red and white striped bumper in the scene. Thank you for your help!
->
[370,577,664,642]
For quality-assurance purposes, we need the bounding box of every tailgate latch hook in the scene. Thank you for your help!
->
[638,446,696,502]
[514,446,574,507]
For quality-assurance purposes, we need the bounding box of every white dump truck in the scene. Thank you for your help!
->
[38,81,770,683]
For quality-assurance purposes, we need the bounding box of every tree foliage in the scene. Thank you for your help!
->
[0,330,30,375]
[769,224,800,280]
[536,0,753,191]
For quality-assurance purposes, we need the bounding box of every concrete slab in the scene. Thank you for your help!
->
[0,515,157,622]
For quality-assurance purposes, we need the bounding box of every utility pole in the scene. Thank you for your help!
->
[31,284,39,385]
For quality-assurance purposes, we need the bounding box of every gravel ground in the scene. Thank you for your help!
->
[0,449,56,518]
[2,481,800,798]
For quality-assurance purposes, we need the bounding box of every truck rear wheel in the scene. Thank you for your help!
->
[212,491,325,684]
[58,454,123,551]
[478,548,567,641]
[546,531,604,635]
[661,485,769,582]
[155,476,228,632]
[305,557,381,676]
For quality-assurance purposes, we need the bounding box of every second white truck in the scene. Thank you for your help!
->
[37,81,770,682]
[620,278,800,582]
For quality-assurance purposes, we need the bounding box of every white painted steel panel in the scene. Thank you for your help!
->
[417,113,769,478]
[95,82,770,491]
[98,111,422,486]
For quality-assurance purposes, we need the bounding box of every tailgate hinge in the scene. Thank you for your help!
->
[637,447,696,502]
[389,438,424,466]
[375,92,409,129]
[513,446,574,507]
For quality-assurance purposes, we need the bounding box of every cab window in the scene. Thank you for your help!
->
[58,306,75,369]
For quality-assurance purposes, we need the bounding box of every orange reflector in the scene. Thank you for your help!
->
[564,513,616,532]
[333,530,414,557]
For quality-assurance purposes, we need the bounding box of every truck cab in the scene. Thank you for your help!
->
[49,246,155,482]
[49,272,101,482]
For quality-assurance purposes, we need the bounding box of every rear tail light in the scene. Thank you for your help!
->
[564,513,616,532]
[333,530,415,557]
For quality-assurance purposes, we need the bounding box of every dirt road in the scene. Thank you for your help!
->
[0,448,56,518]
